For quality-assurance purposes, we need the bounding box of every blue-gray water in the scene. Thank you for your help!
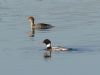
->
[0,0,100,75]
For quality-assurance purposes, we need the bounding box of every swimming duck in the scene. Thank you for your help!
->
[43,39,72,57]
[28,16,54,30]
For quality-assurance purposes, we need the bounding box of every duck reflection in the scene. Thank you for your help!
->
[28,28,35,37]
[44,50,51,58]
[43,50,52,61]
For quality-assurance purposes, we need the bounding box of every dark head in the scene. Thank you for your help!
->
[43,39,51,45]
[43,39,52,50]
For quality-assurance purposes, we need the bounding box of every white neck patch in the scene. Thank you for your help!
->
[46,43,51,48]
[30,20,33,26]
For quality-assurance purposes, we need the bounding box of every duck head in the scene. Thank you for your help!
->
[43,39,52,50]
[28,16,35,24]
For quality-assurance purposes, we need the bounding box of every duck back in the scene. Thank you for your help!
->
[37,23,54,29]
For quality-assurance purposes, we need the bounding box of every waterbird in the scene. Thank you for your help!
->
[43,39,72,57]
[28,16,54,30]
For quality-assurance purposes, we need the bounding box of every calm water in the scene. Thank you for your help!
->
[0,0,100,75]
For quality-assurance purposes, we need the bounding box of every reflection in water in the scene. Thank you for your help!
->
[44,53,52,61]
[27,26,54,37]
[44,50,51,58]
[44,56,51,61]
[28,28,35,37]
[42,50,52,61]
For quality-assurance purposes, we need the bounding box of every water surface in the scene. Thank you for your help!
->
[0,0,100,75]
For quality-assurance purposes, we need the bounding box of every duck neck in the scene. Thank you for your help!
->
[46,43,52,50]
[30,20,35,31]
